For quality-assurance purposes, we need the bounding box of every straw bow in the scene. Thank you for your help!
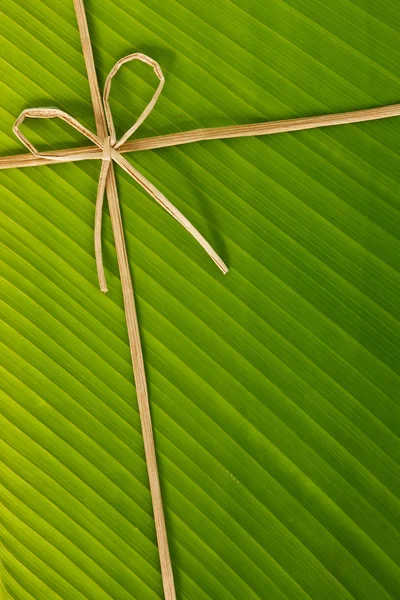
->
[13,52,228,294]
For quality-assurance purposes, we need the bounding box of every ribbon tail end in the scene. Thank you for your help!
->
[97,266,108,293]
[215,258,229,275]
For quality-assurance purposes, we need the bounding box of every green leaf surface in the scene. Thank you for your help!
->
[1,0,400,598]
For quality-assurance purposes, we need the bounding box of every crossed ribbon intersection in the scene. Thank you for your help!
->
[12,52,228,293]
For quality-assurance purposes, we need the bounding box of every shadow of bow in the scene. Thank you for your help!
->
[177,153,229,272]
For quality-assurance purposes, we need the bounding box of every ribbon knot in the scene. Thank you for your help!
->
[102,136,112,162]
[12,53,228,294]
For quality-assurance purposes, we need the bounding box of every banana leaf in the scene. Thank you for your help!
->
[1,0,400,598]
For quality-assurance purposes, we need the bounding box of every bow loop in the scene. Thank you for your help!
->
[103,53,165,149]
[13,107,103,161]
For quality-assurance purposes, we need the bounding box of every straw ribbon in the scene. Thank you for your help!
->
[13,52,228,294]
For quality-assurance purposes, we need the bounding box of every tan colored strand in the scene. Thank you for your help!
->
[72,2,177,600]
[112,149,228,273]
[2,102,400,171]
[103,52,165,148]
[73,0,108,141]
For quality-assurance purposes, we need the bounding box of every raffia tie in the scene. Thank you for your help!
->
[13,53,228,294]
